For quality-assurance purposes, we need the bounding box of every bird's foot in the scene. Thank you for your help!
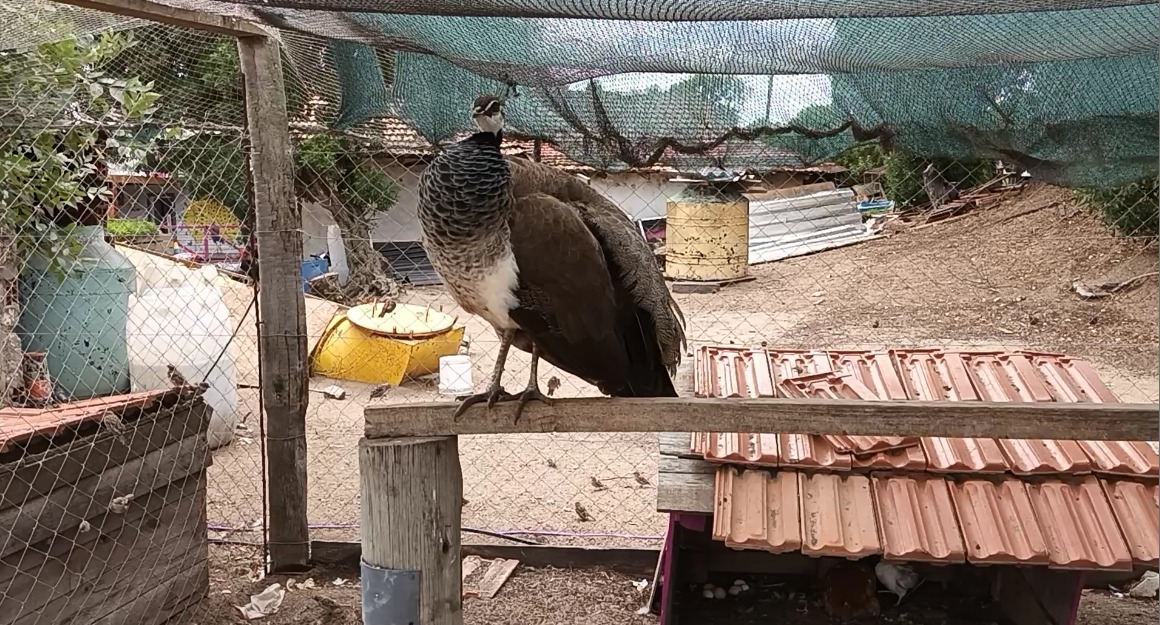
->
[452,386,517,421]
[510,386,553,424]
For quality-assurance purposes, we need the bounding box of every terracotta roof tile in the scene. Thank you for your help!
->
[1025,353,1119,403]
[765,349,832,391]
[958,352,1055,402]
[1027,477,1133,571]
[1101,480,1159,567]
[778,373,919,455]
[0,389,182,452]
[891,349,978,401]
[999,439,1093,475]
[921,437,1009,473]
[712,468,802,553]
[701,433,780,466]
[694,346,776,398]
[852,445,927,471]
[1078,441,1160,479]
[828,350,909,401]
[779,434,851,471]
[950,479,1050,565]
[872,475,966,563]
[799,472,881,558]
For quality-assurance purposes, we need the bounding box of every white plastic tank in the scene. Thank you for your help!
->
[126,264,239,449]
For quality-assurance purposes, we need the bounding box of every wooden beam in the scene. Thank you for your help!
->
[238,35,310,573]
[360,437,462,625]
[53,0,268,37]
[365,397,1158,441]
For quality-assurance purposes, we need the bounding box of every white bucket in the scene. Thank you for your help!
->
[438,355,474,396]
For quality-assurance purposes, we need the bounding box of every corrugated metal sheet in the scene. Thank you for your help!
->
[950,479,1050,565]
[873,475,966,563]
[747,189,877,265]
[799,472,881,558]
[694,344,1157,572]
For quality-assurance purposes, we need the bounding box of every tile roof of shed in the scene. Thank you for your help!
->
[698,345,1159,572]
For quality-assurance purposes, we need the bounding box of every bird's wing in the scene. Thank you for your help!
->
[508,158,686,372]
[506,191,630,386]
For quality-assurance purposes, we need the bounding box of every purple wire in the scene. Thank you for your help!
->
[208,522,661,541]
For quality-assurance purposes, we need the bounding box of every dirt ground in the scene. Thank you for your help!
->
[186,545,1155,624]
[204,182,1159,549]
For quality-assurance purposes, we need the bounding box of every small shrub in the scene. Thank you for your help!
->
[106,217,159,237]
[1074,178,1159,237]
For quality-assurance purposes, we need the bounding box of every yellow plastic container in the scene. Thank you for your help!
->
[664,197,750,281]
[310,302,465,385]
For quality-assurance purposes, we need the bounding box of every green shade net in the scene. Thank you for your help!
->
[242,1,1158,185]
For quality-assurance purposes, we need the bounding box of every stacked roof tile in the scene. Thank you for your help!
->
[693,346,1159,571]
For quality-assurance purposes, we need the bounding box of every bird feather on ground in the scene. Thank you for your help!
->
[416,94,686,422]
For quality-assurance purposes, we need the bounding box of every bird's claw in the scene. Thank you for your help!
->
[452,386,515,421]
[511,387,553,424]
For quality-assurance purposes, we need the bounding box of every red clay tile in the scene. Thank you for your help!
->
[999,439,1093,475]
[712,468,802,553]
[950,479,1050,565]
[800,472,881,558]
[1024,353,1119,403]
[702,433,780,467]
[872,475,965,562]
[827,350,909,401]
[0,389,178,452]
[922,437,1008,473]
[766,349,832,390]
[891,349,978,401]
[1101,480,1160,567]
[851,445,927,471]
[1026,477,1133,571]
[779,434,851,471]
[779,372,918,456]
[694,346,777,398]
[958,352,1054,403]
[1079,441,1160,479]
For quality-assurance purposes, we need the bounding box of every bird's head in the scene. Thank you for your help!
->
[471,94,505,134]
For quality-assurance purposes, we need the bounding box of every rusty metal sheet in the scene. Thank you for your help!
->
[1079,441,1160,479]
[872,475,966,563]
[890,349,978,401]
[921,437,1009,473]
[950,479,1050,565]
[694,345,777,398]
[712,468,802,553]
[827,350,909,401]
[1026,477,1133,571]
[999,439,1093,475]
[1101,480,1160,567]
[799,472,881,559]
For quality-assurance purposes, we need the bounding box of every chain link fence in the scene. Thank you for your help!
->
[0,0,1157,621]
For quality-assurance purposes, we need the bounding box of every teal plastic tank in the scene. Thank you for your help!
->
[18,225,138,400]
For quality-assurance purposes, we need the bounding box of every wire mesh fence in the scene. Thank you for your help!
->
[0,0,1157,622]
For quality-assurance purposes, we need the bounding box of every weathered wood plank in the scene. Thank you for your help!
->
[52,0,266,36]
[238,33,310,573]
[365,398,1158,441]
[0,403,209,512]
[8,480,207,625]
[90,559,209,625]
[0,433,207,559]
[656,471,714,514]
[361,437,462,625]
[658,432,698,458]
[659,454,715,475]
[0,474,204,614]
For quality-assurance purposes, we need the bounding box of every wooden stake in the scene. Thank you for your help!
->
[360,437,463,625]
[238,35,310,572]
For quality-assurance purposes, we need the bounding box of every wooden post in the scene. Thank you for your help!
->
[360,437,463,625]
[238,35,310,573]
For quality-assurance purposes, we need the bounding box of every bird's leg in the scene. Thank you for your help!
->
[510,343,554,424]
[453,329,517,421]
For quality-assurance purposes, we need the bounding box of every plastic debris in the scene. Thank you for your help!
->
[235,583,285,620]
